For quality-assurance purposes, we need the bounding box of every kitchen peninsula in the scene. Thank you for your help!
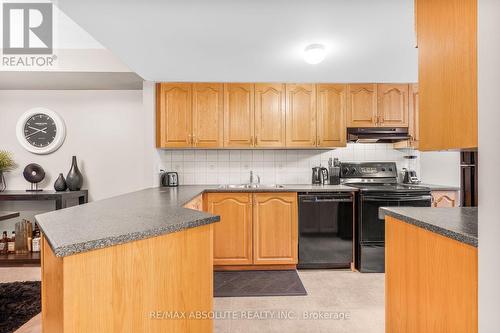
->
[380,207,478,333]
[35,187,220,333]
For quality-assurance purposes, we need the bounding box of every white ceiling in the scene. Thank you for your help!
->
[53,0,417,82]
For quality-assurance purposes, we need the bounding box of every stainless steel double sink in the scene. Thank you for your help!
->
[217,184,285,189]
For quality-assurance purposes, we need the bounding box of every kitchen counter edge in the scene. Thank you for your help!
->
[379,207,478,247]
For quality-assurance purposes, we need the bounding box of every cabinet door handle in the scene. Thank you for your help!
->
[255,135,258,145]
[380,116,384,124]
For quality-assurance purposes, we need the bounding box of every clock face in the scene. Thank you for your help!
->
[23,113,57,148]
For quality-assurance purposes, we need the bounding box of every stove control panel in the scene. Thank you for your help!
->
[340,162,397,178]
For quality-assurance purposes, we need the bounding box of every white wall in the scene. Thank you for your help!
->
[478,0,500,330]
[419,151,461,186]
[158,144,419,185]
[0,90,151,229]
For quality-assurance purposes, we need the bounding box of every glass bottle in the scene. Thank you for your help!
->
[7,231,15,254]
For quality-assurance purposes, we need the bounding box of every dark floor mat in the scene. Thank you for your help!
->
[214,270,307,297]
[0,281,41,333]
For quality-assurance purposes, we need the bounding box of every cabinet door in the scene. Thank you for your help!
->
[377,84,409,127]
[417,0,477,150]
[409,83,419,142]
[432,191,457,208]
[192,83,223,148]
[223,83,255,148]
[206,193,253,265]
[285,84,316,147]
[156,83,192,148]
[347,84,378,127]
[253,193,298,265]
[255,83,286,147]
[317,84,347,147]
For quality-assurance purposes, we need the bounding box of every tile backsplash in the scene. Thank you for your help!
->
[157,143,420,185]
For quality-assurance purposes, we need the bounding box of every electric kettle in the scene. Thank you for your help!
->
[312,166,329,185]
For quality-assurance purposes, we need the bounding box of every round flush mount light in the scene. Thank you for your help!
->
[303,44,326,64]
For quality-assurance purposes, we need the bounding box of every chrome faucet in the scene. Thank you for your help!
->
[249,171,260,184]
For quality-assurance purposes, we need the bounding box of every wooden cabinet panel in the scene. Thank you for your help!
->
[255,83,286,147]
[206,193,253,265]
[285,84,316,147]
[377,84,409,127]
[183,194,203,211]
[432,191,458,208]
[347,84,378,127]
[317,84,347,147]
[386,216,477,333]
[193,83,223,148]
[253,193,298,265]
[156,83,192,148]
[417,0,477,150]
[224,83,255,147]
[409,83,419,142]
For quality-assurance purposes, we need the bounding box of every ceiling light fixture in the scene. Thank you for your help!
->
[303,44,326,64]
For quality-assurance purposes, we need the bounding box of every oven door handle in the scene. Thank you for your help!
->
[362,195,432,202]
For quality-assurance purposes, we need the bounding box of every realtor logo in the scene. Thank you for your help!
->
[2,3,53,54]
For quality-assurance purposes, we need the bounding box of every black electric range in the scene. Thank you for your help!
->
[341,162,432,273]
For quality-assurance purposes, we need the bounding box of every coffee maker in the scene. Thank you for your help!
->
[401,168,420,184]
[312,166,329,185]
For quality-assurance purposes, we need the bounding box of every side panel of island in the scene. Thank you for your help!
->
[385,216,477,333]
[41,224,214,333]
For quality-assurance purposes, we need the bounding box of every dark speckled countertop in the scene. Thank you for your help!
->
[36,184,357,257]
[379,207,477,247]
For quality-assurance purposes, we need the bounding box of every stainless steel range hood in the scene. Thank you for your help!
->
[347,127,410,143]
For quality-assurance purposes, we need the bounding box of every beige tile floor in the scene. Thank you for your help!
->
[2,268,384,333]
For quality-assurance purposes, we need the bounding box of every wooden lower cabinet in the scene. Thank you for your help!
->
[183,194,203,211]
[206,192,298,269]
[253,193,298,265]
[432,191,458,207]
[42,226,214,333]
[386,216,477,333]
[206,193,253,265]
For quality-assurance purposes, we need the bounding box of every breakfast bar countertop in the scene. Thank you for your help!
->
[35,184,357,258]
[379,207,478,247]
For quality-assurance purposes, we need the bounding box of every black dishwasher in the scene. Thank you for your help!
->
[298,192,353,269]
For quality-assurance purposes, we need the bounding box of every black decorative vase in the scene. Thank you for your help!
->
[66,156,83,191]
[0,171,6,192]
[54,173,68,192]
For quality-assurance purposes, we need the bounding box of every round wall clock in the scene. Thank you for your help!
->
[16,108,66,155]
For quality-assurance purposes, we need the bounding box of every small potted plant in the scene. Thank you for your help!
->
[0,150,17,192]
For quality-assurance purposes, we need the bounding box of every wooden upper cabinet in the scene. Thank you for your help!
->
[316,84,347,147]
[192,83,223,148]
[347,84,378,127]
[254,83,286,147]
[206,193,253,266]
[285,84,316,147]
[224,83,255,148]
[156,83,192,148]
[393,83,419,149]
[253,193,298,265]
[377,84,409,127]
[417,0,477,150]
[409,84,419,142]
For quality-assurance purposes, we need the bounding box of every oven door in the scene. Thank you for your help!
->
[359,194,432,243]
